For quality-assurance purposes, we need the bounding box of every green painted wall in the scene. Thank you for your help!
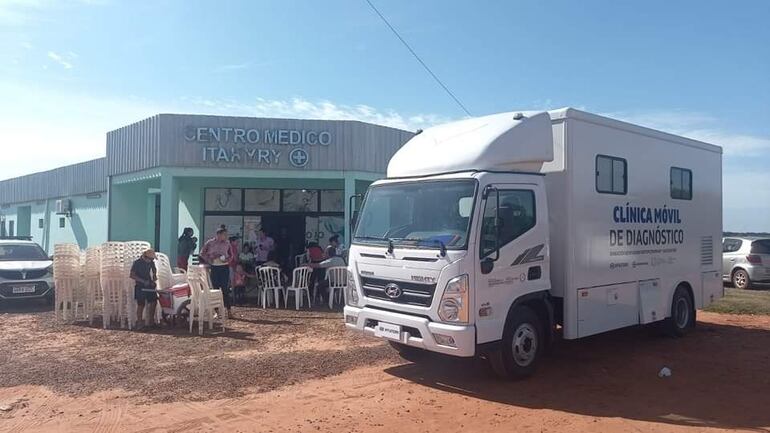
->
[2,195,107,253]
[109,179,159,244]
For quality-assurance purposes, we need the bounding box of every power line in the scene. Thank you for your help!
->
[364,0,472,116]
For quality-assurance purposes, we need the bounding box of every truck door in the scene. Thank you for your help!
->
[474,182,550,345]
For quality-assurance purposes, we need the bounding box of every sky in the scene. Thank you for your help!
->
[0,0,768,231]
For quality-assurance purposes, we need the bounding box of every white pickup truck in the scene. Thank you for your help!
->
[343,108,723,378]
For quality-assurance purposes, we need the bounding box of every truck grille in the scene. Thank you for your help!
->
[361,276,436,307]
[0,269,49,280]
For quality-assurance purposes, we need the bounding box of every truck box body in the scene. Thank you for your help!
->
[344,107,723,362]
[545,109,722,338]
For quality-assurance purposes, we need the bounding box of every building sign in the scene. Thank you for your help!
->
[185,126,333,167]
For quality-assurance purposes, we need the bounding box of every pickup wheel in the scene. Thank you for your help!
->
[663,285,695,337]
[489,305,543,379]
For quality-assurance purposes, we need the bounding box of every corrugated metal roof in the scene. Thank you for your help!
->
[108,114,414,175]
[1,114,414,204]
[0,158,107,205]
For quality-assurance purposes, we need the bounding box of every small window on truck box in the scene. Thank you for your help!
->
[670,167,693,200]
[596,155,627,195]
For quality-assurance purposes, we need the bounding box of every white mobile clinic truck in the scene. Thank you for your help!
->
[343,108,723,378]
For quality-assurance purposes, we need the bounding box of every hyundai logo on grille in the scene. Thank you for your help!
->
[384,283,402,299]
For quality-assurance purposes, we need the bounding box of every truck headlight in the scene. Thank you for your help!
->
[438,274,469,323]
[346,269,360,306]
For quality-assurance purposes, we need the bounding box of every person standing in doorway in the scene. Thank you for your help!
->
[254,228,275,266]
[200,228,233,315]
[176,227,197,270]
[130,248,158,330]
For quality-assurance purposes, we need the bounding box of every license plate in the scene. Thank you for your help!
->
[374,321,401,340]
[12,285,36,294]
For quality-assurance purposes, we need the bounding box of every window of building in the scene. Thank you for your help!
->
[244,189,280,212]
[670,167,693,200]
[722,238,742,253]
[480,189,536,258]
[282,190,318,212]
[204,188,242,212]
[59,217,66,228]
[320,190,344,212]
[596,155,627,194]
[8,220,14,237]
[38,218,44,229]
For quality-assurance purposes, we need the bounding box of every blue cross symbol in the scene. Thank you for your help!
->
[289,148,309,167]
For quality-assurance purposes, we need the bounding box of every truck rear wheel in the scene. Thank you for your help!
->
[663,285,695,337]
[489,305,543,379]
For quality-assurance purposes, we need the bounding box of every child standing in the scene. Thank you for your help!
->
[232,263,254,305]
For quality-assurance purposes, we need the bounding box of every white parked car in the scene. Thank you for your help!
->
[0,237,55,305]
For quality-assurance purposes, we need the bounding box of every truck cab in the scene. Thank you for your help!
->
[344,111,559,377]
[344,171,552,374]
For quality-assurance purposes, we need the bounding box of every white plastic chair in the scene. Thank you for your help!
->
[326,266,347,309]
[259,266,283,308]
[294,252,308,268]
[284,266,312,310]
[187,265,226,334]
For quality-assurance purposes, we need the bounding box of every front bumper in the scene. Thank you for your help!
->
[0,280,54,300]
[344,305,476,357]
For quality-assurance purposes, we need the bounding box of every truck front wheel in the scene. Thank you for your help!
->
[489,305,543,379]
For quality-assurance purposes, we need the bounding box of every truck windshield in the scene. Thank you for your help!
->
[353,180,476,250]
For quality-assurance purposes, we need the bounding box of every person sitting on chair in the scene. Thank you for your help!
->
[309,254,346,307]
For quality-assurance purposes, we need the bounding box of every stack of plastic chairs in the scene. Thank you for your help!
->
[155,252,187,289]
[83,246,102,325]
[326,267,348,309]
[99,242,128,329]
[53,244,81,322]
[70,251,90,322]
[187,265,226,335]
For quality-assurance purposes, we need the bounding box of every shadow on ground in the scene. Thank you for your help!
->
[0,306,397,403]
[386,319,770,431]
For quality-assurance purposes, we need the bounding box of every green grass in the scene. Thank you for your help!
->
[704,287,770,315]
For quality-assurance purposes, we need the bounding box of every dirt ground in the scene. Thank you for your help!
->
[1,304,769,433]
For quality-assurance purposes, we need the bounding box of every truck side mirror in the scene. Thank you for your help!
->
[490,186,501,262]
[481,257,495,274]
[348,193,363,236]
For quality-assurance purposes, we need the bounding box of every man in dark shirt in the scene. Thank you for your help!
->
[130,248,158,330]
